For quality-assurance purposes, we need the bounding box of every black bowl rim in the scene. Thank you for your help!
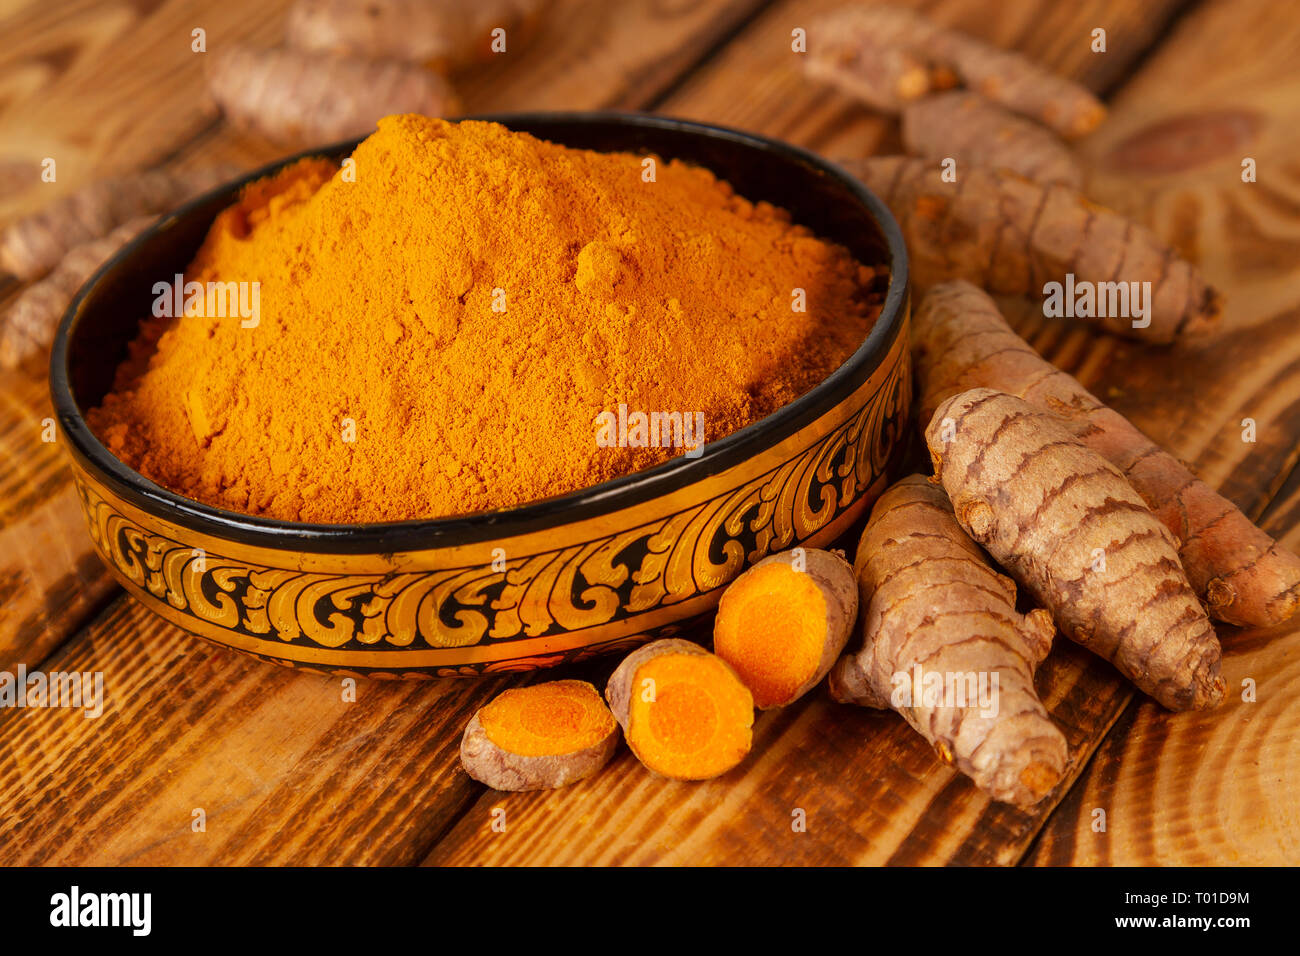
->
[50,110,910,554]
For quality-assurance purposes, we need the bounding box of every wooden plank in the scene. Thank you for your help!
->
[1020,0,1300,865]
[422,0,1205,866]
[0,0,772,866]
[0,597,516,865]
[1025,623,1300,866]
[0,367,115,669]
[0,0,772,192]
[0,0,287,220]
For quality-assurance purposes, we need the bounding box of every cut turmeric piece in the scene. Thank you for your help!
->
[459,679,619,791]
[605,639,753,781]
[829,475,1066,807]
[926,388,1226,711]
[713,548,858,709]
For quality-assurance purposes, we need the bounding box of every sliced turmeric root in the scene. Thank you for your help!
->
[713,548,858,709]
[605,639,754,781]
[926,388,1226,711]
[913,281,1300,628]
[459,679,619,791]
[829,475,1066,807]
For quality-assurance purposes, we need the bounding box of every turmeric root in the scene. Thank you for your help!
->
[1,216,156,369]
[0,166,234,282]
[913,281,1300,628]
[804,6,940,112]
[902,91,1082,189]
[459,680,619,791]
[843,156,1221,343]
[287,0,548,73]
[807,5,1104,137]
[828,475,1066,806]
[713,548,858,709]
[206,45,459,146]
[605,638,753,781]
[926,387,1226,711]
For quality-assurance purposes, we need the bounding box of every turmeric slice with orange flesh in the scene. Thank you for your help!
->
[460,680,619,791]
[713,549,858,709]
[605,639,754,781]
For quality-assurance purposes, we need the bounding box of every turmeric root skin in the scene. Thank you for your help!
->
[829,475,1065,807]
[2,216,156,369]
[206,45,459,146]
[927,388,1226,711]
[807,5,1104,137]
[287,0,548,73]
[459,680,619,791]
[606,638,753,781]
[0,166,234,282]
[843,157,1221,343]
[714,548,858,709]
[805,7,937,112]
[914,281,1300,627]
[902,91,1083,189]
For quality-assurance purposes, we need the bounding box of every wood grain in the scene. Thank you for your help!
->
[2,0,1297,868]
[422,0,1206,867]
[0,597,518,865]
[0,0,287,220]
[1021,0,1300,865]
[1025,624,1300,865]
[0,367,114,669]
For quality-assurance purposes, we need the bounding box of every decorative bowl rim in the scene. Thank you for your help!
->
[49,109,910,554]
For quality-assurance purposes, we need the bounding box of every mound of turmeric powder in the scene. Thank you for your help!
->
[90,116,882,523]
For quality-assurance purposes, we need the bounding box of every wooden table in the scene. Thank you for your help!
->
[2,0,1298,866]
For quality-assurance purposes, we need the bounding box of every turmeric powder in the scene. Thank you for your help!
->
[89,116,884,524]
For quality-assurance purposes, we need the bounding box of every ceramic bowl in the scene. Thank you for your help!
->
[50,111,911,677]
